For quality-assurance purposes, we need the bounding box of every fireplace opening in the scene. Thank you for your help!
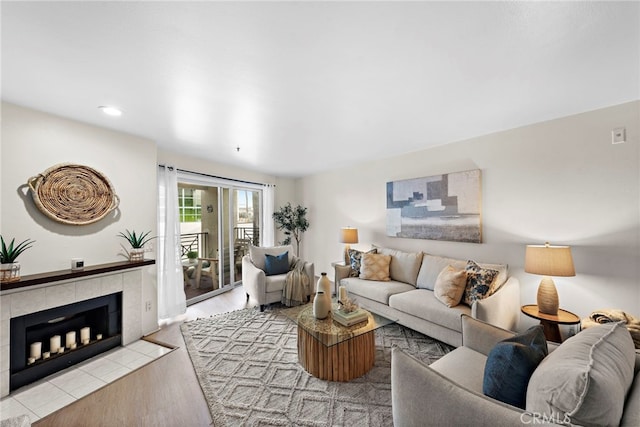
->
[10,292,122,392]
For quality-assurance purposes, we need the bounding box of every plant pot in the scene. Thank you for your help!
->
[1,262,21,283]
[188,258,197,264]
[129,248,145,263]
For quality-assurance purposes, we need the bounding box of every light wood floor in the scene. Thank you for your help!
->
[33,285,255,427]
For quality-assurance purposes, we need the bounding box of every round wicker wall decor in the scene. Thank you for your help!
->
[27,163,119,225]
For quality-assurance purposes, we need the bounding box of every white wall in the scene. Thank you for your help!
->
[1,102,159,333]
[300,101,640,325]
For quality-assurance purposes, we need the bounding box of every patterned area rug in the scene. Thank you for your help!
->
[180,306,452,426]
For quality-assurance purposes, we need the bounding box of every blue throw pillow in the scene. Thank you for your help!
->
[483,325,548,409]
[264,252,289,276]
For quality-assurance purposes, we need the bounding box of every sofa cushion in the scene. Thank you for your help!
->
[249,245,294,272]
[373,246,423,286]
[433,265,467,308]
[342,277,414,305]
[264,251,289,276]
[483,325,548,409]
[416,254,467,291]
[463,260,499,306]
[360,253,391,281]
[389,289,471,332]
[348,248,377,277]
[526,321,635,427]
[430,346,488,392]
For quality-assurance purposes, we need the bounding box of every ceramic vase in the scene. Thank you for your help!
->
[317,272,331,296]
[313,290,330,319]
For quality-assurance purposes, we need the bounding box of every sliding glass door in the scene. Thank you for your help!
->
[178,174,262,305]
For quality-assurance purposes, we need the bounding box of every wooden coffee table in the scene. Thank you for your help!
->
[295,305,394,382]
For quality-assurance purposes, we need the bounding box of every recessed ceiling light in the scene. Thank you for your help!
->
[98,106,122,116]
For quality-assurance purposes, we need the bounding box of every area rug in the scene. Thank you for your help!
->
[180,306,452,427]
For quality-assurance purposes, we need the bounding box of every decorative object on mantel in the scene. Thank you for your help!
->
[339,227,358,264]
[27,163,119,225]
[118,229,154,262]
[525,242,575,315]
[386,169,482,243]
[0,236,35,283]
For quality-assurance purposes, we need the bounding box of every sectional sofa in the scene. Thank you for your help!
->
[335,246,520,347]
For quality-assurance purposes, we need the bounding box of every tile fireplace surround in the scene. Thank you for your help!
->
[1,262,155,397]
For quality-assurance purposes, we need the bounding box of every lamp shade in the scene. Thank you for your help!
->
[525,243,575,277]
[339,227,359,244]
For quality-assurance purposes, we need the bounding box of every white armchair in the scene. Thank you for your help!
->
[242,245,315,311]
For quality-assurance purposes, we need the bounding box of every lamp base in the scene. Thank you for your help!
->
[344,244,352,265]
[537,276,559,315]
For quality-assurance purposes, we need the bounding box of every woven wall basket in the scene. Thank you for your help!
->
[27,163,119,225]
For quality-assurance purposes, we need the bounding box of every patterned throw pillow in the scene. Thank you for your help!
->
[359,253,391,281]
[348,248,377,277]
[463,260,499,305]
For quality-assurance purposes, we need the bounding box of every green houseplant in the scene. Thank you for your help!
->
[1,236,35,283]
[272,203,310,256]
[187,251,198,263]
[118,229,154,262]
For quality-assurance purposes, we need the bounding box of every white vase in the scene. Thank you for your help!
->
[317,272,331,296]
[313,290,330,319]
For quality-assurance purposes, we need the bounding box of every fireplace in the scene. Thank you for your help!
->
[9,293,122,392]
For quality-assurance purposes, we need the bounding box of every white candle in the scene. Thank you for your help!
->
[66,331,76,348]
[43,351,50,359]
[80,327,90,342]
[30,342,42,360]
[28,357,35,364]
[339,286,348,302]
[58,347,64,354]
[70,343,77,350]
[50,335,61,353]
[96,334,103,340]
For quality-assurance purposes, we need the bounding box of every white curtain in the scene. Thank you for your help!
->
[262,184,275,246]
[157,165,186,319]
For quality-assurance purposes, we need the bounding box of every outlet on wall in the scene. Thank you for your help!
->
[145,301,152,312]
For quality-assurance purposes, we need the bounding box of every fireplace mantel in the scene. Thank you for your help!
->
[1,260,155,293]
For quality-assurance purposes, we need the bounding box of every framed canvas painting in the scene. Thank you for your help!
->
[386,169,482,243]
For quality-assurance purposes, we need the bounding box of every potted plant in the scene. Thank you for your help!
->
[272,203,310,256]
[187,251,198,264]
[118,229,154,262]
[1,236,35,283]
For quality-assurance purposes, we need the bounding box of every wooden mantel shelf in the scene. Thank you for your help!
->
[1,260,156,292]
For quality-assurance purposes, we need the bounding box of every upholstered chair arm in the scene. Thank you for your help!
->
[460,314,515,356]
[334,264,351,286]
[242,255,266,304]
[391,347,528,427]
[472,276,520,331]
[303,262,315,294]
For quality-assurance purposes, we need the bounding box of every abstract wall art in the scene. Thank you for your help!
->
[386,169,482,243]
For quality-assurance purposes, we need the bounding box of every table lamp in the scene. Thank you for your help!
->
[339,227,359,265]
[524,242,575,315]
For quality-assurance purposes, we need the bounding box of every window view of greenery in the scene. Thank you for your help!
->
[236,190,254,224]
[179,187,201,223]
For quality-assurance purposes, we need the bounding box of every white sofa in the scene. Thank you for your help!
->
[335,247,520,347]
[392,315,640,426]
[242,244,315,311]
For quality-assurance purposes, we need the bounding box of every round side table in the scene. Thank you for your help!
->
[521,304,580,343]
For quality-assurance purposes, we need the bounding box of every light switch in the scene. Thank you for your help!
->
[612,127,626,144]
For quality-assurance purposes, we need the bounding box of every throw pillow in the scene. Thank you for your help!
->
[373,245,423,286]
[463,260,499,306]
[359,253,391,281]
[483,325,548,409]
[433,265,468,308]
[264,251,289,276]
[526,321,635,426]
[348,248,377,277]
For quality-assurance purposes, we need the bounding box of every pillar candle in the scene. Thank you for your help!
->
[50,335,61,353]
[43,351,50,359]
[339,286,348,302]
[65,331,76,348]
[30,342,42,360]
[96,334,103,340]
[80,327,90,342]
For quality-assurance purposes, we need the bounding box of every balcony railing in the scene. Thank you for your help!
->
[180,232,208,259]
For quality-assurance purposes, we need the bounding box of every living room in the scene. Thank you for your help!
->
[1,1,639,426]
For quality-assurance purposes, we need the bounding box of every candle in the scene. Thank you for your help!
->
[65,331,76,348]
[80,327,90,342]
[339,286,348,302]
[30,342,42,360]
[28,357,35,365]
[43,351,50,359]
[58,347,64,354]
[96,334,103,340]
[50,335,61,353]
[70,343,77,350]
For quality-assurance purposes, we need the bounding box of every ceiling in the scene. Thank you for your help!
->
[2,1,639,177]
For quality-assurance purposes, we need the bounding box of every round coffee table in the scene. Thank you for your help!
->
[296,305,378,382]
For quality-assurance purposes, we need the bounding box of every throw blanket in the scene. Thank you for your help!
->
[281,258,310,307]
[582,309,640,349]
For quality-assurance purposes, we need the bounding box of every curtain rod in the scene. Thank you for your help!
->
[158,164,275,187]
